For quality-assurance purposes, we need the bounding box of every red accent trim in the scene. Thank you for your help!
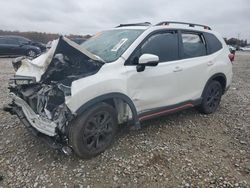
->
[228,53,235,62]
[139,103,194,121]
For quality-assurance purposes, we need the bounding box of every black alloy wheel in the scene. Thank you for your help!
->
[70,103,118,159]
[198,80,223,114]
[82,111,114,151]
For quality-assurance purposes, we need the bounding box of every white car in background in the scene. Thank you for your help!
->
[5,21,233,158]
[240,45,250,51]
[228,45,236,52]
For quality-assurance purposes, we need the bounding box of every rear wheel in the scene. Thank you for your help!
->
[69,103,118,159]
[198,80,222,114]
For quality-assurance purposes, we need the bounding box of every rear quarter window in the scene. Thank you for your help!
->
[203,33,222,54]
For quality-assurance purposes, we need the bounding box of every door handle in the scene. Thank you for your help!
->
[173,66,183,72]
[207,61,214,66]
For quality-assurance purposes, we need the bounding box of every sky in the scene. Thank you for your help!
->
[0,0,249,41]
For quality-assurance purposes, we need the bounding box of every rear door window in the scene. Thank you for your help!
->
[181,32,206,58]
[6,38,19,45]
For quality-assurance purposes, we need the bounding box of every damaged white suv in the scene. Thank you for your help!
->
[5,21,233,158]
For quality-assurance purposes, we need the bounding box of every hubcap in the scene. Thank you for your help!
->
[28,50,36,57]
[206,84,221,110]
[82,111,113,151]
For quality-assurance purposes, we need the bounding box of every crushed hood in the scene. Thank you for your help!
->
[15,37,101,82]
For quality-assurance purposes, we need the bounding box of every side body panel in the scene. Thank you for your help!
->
[125,61,179,112]
[171,55,209,101]
[67,27,232,117]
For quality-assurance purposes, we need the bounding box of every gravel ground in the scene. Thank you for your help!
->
[0,52,249,188]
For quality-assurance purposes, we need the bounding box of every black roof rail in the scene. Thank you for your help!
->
[116,22,151,28]
[155,21,212,30]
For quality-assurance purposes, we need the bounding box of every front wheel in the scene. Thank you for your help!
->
[69,103,118,159]
[198,80,223,114]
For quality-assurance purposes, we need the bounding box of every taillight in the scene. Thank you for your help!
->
[228,53,235,62]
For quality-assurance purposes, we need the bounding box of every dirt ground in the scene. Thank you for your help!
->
[0,52,249,188]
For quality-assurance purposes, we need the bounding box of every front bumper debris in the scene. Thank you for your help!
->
[4,97,72,154]
[9,92,57,136]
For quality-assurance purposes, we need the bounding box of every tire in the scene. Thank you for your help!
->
[27,49,37,57]
[69,103,118,159]
[198,80,223,114]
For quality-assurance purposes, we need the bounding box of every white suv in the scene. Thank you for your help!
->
[5,21,233,158]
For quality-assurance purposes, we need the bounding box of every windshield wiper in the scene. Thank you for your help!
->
[93,54,106,63]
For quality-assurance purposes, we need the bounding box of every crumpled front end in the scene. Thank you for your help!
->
[5,37,104,151]
[7,80,73,150]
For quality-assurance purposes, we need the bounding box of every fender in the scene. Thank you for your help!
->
[202,73,227,97]
[75,92,140,128]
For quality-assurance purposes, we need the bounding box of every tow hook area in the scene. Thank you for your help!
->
[2,104,15,114]
[61,146,73,155]
[3,103,73,156]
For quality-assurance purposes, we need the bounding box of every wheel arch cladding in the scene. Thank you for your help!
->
[203,73,227,97]
[75,92,140,126]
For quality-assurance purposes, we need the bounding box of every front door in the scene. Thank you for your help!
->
[125,30,182,113]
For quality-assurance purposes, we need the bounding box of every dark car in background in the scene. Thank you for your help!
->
[0,35,46,57]
[70,37,87,45]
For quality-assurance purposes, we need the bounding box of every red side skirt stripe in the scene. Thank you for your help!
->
[139,103,194,121]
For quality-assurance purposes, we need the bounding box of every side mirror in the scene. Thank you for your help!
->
[139,54,159,65]
[137,54,159,72]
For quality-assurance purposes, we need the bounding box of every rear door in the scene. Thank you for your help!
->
[173,30,209,101]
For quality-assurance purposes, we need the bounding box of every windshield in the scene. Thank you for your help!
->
[81,29,144,62]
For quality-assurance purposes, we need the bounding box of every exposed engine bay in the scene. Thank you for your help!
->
[7,37,104,146]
